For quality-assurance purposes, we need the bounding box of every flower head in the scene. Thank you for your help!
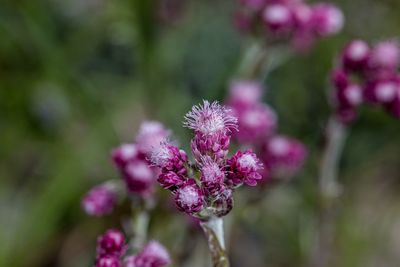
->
[150,141,187,171]
[175,179,204,214]
[96,255,121,267]
[228,80,263,108]
[112,144,142,169]
[157,171,186,191]
[136,121,171,156]
[341,40,370,72]
[184,100,238,136]
[123,160,155,195]
[234,103,277,143]
[131,241,171,267]
[368,41,400,71]
[97,229,126,257]
[262,4,293,32]
[226,150,263,186]
[261,135,307,178]
[82,185,117,217]
[311,3,344,36]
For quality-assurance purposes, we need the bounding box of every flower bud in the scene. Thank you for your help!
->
[364,78,399,105]
[311,3,344,36]
[263,4,293,32]
[228,80,263,108]
[82,185,117,217]
[226,150,263,186]
[157,171,186,191]
[123,160,155,195]
[96,255,121,267]
[97,229,126,257]
[261,135,307,178]
[175,179,204,214]
[341,40,370,72]
[131,241,171,267]
[234,103,277,143]
[368,41,400,72]
[136,121,171,156]
[112,144,141,169]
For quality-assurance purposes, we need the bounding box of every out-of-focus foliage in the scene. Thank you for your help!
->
[1,0,400,266]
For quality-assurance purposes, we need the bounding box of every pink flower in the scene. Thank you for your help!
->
[341,40,370,72]
[136,121,171,156]
[112,144,142,169]
[228,80,263,108]
[150,141,187,172]
[234,103,277,143]
[96,255,121,267]
[175,179,204,214]
[157,171,186,191]
[185,100,238,161]
[335,83,363,108]
[184,100,238,136]
[261,135,307,178]
[368,41,400,71]
[200,156,225,195]
[262,4,293,32]
[97,229,126,257]
[226,150,263,186]
[82,185,117,217]
[131,241,171,267]
[364,78,399,105]
[311,3,344,36]
[123,160,156,195]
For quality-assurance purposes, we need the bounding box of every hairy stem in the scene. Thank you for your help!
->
[311,116,348,267]
[200,217,230,267]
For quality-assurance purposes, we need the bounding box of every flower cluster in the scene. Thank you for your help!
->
[150,100,263,217]
[227,80,307,181]
[331,39,400,123]
[112,121,171,196]
[94,229,170,267]
[235,0,344,50]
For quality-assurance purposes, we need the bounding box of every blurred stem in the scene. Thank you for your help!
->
[130,198,153,250]
[311,116,348,267]
[200,217,230,267]
[236,40,292,81]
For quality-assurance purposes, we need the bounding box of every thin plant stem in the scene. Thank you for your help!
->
[311,116,348,267]
[200,217,230,267]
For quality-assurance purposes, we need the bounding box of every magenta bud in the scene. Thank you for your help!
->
[364,78,399,105]
[131,241,171,267]
[228,80,263,108]
[262,4,293,32]
[234,103,277,143]
[123,160,155,195]
[97,229,126,257]
[368,41,400,71]
[341,40,370,72]
[226,150,263,186]
[82,185,117,217]
[175,179,204,214]
[112,144,140,169]
[96,255,121,267]
[136,121,171,156]
[157,171,186,191]
[311,3,344,36]
[335,83,363,108]
[261,135,307,178]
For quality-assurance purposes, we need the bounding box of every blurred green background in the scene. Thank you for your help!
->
[1,0,400,266]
